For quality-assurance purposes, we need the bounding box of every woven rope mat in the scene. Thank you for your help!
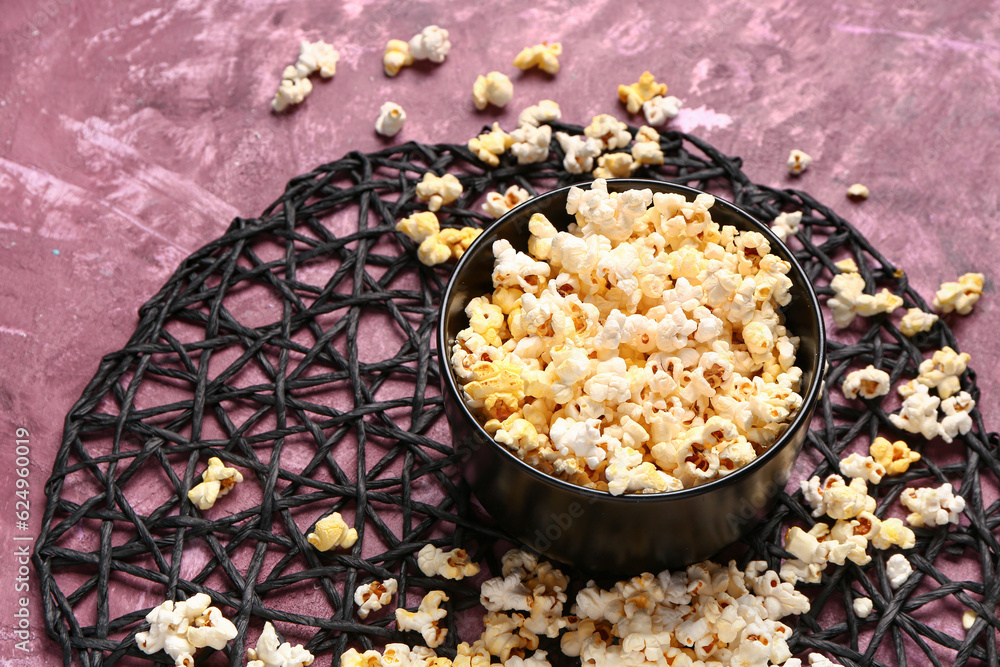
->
[34,123,999,667]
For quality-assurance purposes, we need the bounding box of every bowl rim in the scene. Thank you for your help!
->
[437,178,827,504]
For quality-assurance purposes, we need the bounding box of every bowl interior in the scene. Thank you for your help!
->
[439,178,826,501]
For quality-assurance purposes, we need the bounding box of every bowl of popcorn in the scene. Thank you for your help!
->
[438,178,826,574]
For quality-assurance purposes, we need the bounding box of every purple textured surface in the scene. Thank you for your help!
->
[0,0,997,664]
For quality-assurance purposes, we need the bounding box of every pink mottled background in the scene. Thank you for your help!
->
[0,0,997,664]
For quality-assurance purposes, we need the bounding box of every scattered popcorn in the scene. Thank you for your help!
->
[841,365,890,400]
[870,436,920,476]
[772,211,802,242]
[807,654,839,667]
[473,72,514,110]
[396,211,441,244]
[899,308,938,337]
[187,457,243,511]
[618,71,667,114]
[839,453,886,485]
[917,346,969,399]
[800,474,875,520]
[307,511,358,551]
[416,172,463,212]
[853,596,873,618]
[939,391,975,443]
[846,183,869,200]
[417,543,482,580]
[889,383,941,440]
[469,122,514,166]
[554,132,602,174]
[886,553,913,589]
[630,125,664,165]
[271,40,339,112]
[483,185,532,218]
[513,42,562,74]
[375,102,406,137]
[592,152,637,179]
[272,76,313,113]
[642,94,682,126]
[933,272,984,315]
[451,180,805,493]
[354,578,397,619]
[869,517,916,550]
[583,114,632,150]
[963,610,978,630]
[248,621,314,667]
[787,149,812,175]
[835,258,858,273]
[409,25,451,62]
[136,594,237,667]
[901,482,966,527]
[509,123,553,164]
[396,591,450,648]
[337,647,381,667]
[518,100,562,128]
[383,39,414,77]
[828,272,903,327]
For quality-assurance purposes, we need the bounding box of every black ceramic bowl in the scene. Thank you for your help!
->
[438,179,826,576]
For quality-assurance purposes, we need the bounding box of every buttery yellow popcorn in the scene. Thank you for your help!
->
[835,257,858,273]
[436,227,482,261]
[473,72,513,110]
[468,122,514,166]
[592,152,637,179]
[418,236,452,266]
[869,436,920,475]
[617,71,668,114]
[899,308,938,337]
[396,211,440,244]
[917,346,970,399]
[934,272,984,315]
[383,39,414,76]
[415,172,463,212]
[307,511,357,551]
[187,457,243,510]
[339,648,381,667]
[513,42,562,75]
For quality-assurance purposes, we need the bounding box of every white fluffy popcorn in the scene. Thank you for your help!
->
[828,272,903,327]
[772,211,802,242]
[886,553,913,589]
[853,596,873,618]
[800,474,874,520]
[642,94,683,126]
[247,621,314,667]
[271,76,313,113]
[415,172,463,212]
[838,453,885,485]
[473,72,514,110]
[933,272,984,315]
[187,457,243,510]
[889,382,941,440]
[408,25,451,62]
[939,391,975,443]
[900,482,966,527]
[483,185,532,218]
[899,308,938,337]
[395,591,450,648]
[353,578,397,619]
[417,543,481,580]
[136,594,237,667]
[555,132,602,174]
[513,42,562,74]
[917,346,970,399]
[787,149,812,175]
[374,102,406,137]
[271,40,338,112]
[583,114,632,150]
[510,123,553,164]
[518,100,562,128]
[841,365,891,400]
[307,512,358,551]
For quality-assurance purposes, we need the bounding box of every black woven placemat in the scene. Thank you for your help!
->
[34,123,998,667]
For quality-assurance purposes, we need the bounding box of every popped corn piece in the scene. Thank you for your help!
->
[395,591,450,648]
[886,553,913,589]
[418,236,452,266]
[808,653,839,667]
[939,391,975,443]
[835,258,859,273]
[383,39,414,76]
[828,272,903,327]
[583,114,632,150]
[187,606,238,651]
[481,573,533,612]
[846,183,869,200]
[482,612,533,661]
[375,102,406,137]
[307,512,358,551]
[272,75,313,113]
[409,25,451,63]
[787,149,812,175]
[772,211,802,241]
[963,610,977,630]
[187,457,243,510]
[554,132,602,174]
[780,558,825,585]
[901,482,966,527]
[618,71,667,114]
[248,622,314,667]
[416,173,463,212]
[339,648,381,667]
[839,453,886,485]
[492,239,551,293]
[509,123,552,165]
[899,308,938,337]
[527,213,557,260]
[800,474,874,520]
[469,122,514,166]
[784,525,829,565]
[549,417,605,469]
[917,346,970,399]
[870,517,916,550]
[136,594,238,666]
[483,185,531,218]
[853,596,873,618]
[417,543,482,580]
[396,211,440,245]
[518,100,562,128]
[631,125,664,165]
[605,446,682,495]
[513,42,562,74]
[473,72,514,110]
[437,227,483,261]
[842,365,891,400]
[290,40,339,79]
[592,152,637,179]
[889,383,941,440]
[934,272,984,315]
[641,94,682,126]
[870,436,920,475]
[354,578,397,619]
